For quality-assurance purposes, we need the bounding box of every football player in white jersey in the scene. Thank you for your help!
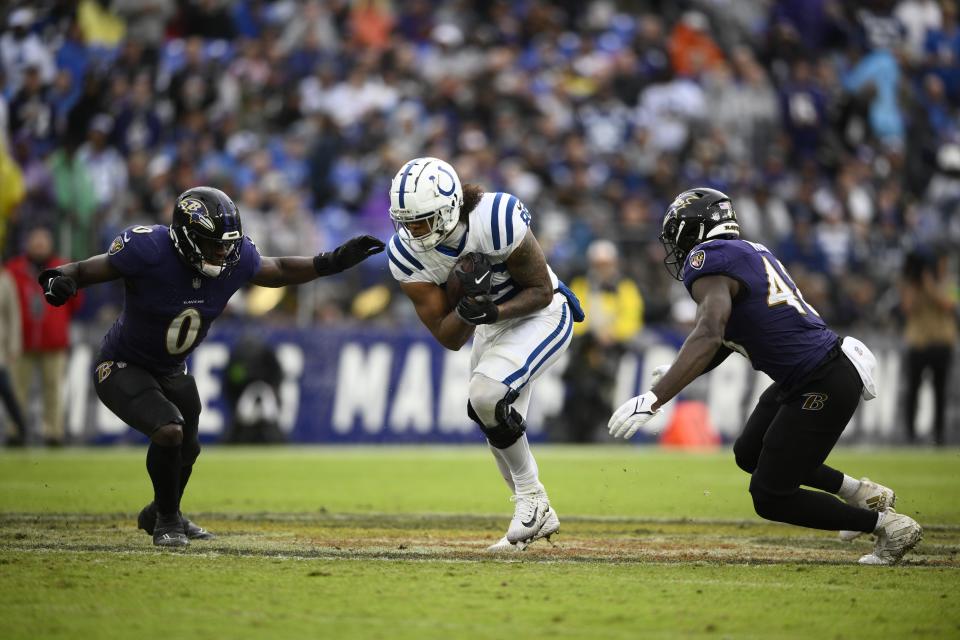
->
[386,157,585,551]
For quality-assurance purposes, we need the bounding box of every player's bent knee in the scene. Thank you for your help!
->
[467,374,505,427]
[481,412,526,449]
[750,490,794,522]
[467,401,485,428]
[750,493,778,520]
[748,477,797,522]
[181,437,201,465]
[733,441,757,474]
[467,374,526,448]
[151,423,184,447]
[486,402,525,449]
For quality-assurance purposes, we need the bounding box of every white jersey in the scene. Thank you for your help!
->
[386,192,559,308]
[389,191,578,397]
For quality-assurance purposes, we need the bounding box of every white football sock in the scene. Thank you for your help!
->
[488,444,515,493]
[873,510,888,533]
[495,434,543,495]
[838,475,861,499]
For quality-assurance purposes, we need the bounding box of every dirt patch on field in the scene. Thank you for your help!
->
[1,512,957,567]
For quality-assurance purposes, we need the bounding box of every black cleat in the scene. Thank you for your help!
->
[138,502,158,534]
[138,501,215,540]
[153,513,189,548]
[182,517,215,540]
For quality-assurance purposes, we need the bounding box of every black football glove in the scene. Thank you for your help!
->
[38,269,77,307]
[456,296,500,325]
[314,235,385,275]
[455,253,493,297]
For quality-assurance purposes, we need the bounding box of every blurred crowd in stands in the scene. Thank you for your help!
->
[1,0,959,331]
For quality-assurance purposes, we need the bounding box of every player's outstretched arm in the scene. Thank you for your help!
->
[609,275,738,439]
[649,345,733,389]
[650,275,738,410]
[251,235,385,288]
[39,255,121,307]
[402,281,475,351]
[495,231,554,322]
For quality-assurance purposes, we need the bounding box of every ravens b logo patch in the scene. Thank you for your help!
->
[96,361,114,383]
[801,393,828,410]
[689,250,705,270]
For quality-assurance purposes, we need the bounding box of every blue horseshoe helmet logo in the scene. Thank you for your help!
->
[437,165,456,197]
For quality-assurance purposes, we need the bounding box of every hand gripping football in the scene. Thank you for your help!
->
[446,252,493,308]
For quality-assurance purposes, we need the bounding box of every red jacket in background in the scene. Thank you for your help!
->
[5,255,83,352]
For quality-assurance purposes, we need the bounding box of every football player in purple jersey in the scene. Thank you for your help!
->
[608,188,922,565]
[39,186,383,547]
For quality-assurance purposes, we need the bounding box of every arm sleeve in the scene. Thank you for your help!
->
[702,345,733,373]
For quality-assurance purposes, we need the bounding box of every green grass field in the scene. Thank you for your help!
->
[1,446,958,639]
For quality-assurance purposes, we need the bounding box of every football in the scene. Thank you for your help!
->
[445,252,492,308]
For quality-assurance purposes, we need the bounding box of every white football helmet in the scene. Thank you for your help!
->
[389,157,463,252]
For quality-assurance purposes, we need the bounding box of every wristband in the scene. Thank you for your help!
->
[313,253,342,276]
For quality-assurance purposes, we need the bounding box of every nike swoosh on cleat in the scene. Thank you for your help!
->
[521,506,543,528]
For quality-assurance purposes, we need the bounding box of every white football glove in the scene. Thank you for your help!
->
[608,392,660,439]
[649,364,670,388]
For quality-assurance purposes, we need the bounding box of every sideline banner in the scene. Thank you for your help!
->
[48,322,950,444]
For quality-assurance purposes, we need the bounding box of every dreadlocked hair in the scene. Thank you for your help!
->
[460,184,485,224]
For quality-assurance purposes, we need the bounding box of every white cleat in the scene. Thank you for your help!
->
[506,491,560,545]
[486,536,523,553]
[858,509,922,566]
[839,477,896,541]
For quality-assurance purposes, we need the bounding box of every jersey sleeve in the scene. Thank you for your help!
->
[239,236,262,282]
[386,235,433,284]
[681,241,734,293]
[106,225,164,277]
[482,193,532,261]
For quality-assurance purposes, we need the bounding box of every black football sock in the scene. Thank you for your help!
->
[803,464,843,494]
[146,443,182,516]
[178,464,193,502]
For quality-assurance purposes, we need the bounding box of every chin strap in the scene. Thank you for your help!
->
[199,261,226,278]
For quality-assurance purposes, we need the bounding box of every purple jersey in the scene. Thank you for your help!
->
[99,225,261,374]
[682,238,837,390]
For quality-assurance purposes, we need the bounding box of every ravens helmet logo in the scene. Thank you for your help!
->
[660,188,738,281]
[178,198,216,232]
[669,192,703,213]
